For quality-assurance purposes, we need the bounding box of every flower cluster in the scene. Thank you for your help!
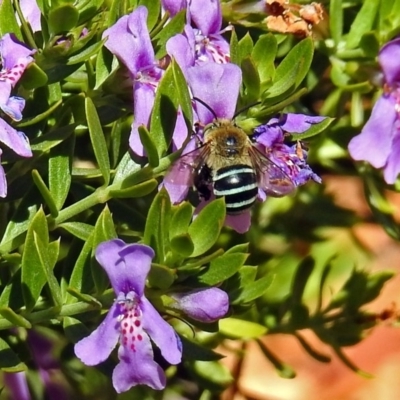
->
[348,37,400,184]
[0,34,34,197]
[75,239,228,392]
[102,1,323,233]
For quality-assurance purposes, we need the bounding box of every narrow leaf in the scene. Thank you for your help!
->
[85,97,111,185]
[188,198,226,258]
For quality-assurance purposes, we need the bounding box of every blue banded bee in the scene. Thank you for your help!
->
[166,104,295,215]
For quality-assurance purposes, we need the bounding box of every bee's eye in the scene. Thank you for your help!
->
[226,136,237,146]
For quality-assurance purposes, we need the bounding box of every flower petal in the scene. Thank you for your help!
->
[348,95,396,168]
[162,0,186,17]
[0,33,35,70]
[170,288,229,322]
[130,82,157,156]
[3,372,30,400]
[74,303,120,366]
[0,118,32,157]
[379,37,400,86]
[383,131,400,184]
[141,297,182,365]
[189,0,222,35]
[102,7,154,76]
[166,33,195,77]
[95,240,155,296]
[112,330,166,392]
[225,211,252,233]
[187,63,241,123]
[279,113,326,133]
[19,0,42,32]
[1,96,26,121]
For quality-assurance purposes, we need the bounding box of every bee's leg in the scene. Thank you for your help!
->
[194,164,212,200]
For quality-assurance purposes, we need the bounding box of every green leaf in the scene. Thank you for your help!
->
[153,10,186,59]
[233,273,274,304]
[0,307,31,329]
[85,97,111,186]
[48,4,79,34]
[274,37,314,89]
[67,39,107,65]
[198,252,248,285]
[140,0,161,31]
[58,222,94,241]
[329,0,343,46]
[252,33,277,85]
[138,125,160,168]
[170,234,194,257]
[147,263,175,289]
[241,57,260,103]
[238,33,253,64]
[149,61,191,157]
[113,152,142,184]
[346,0,379,49]
[170,202,194,239]
[92,206,117,294]
[188,198,226,258]
[67,233,95,303]
[110,179,158,198]
[363,171,400,240]
[21,208,50,311]
[290,256,315,307]
[143,188,171,263]
[192,360,233,390]
[0,0,22,39]
[0,338,26,372]
[20,64,49,90]
[31,124,76,152]
[229,29,239,66]
[219,318,267,339]
[181,336,223,361]
[32,169,59,218]
[49,134,74,210]
[171,59,193,131]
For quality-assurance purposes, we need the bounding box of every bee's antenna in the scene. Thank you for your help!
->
[192,97,218,120]
[233,101,261,119]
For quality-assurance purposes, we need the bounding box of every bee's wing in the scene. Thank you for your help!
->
[165,144,208,187]
[250,146,296,197]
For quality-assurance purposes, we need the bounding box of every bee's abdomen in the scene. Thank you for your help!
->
[213,165,258,214]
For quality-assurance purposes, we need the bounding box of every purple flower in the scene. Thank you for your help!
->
[254,113,324,186]
[0,34,34,197]
[162,63,246,231]
[169,287,229,322]
[348,37,400,184]
[0,34,35,99]
[3,372,31,400]
[161,0,186,17]
[102,7,165,157]
[188,0,231,64]
[74,240,182,393]
[27,330,68,400]
[19,0,42,32]
[166,0,230,68]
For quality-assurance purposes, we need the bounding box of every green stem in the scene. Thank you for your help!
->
[50,186,111,227]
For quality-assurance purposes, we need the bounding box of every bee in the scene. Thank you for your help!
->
[166,104,296,215]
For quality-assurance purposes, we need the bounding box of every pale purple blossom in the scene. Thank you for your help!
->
[102,6,186,157]
[19,0,42,32]
[74,240,182,392]
[253,114,324,186]
[0,34,34,197]
[348,37,400,184]
[170,287,229,322]
[3,371,31,400]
